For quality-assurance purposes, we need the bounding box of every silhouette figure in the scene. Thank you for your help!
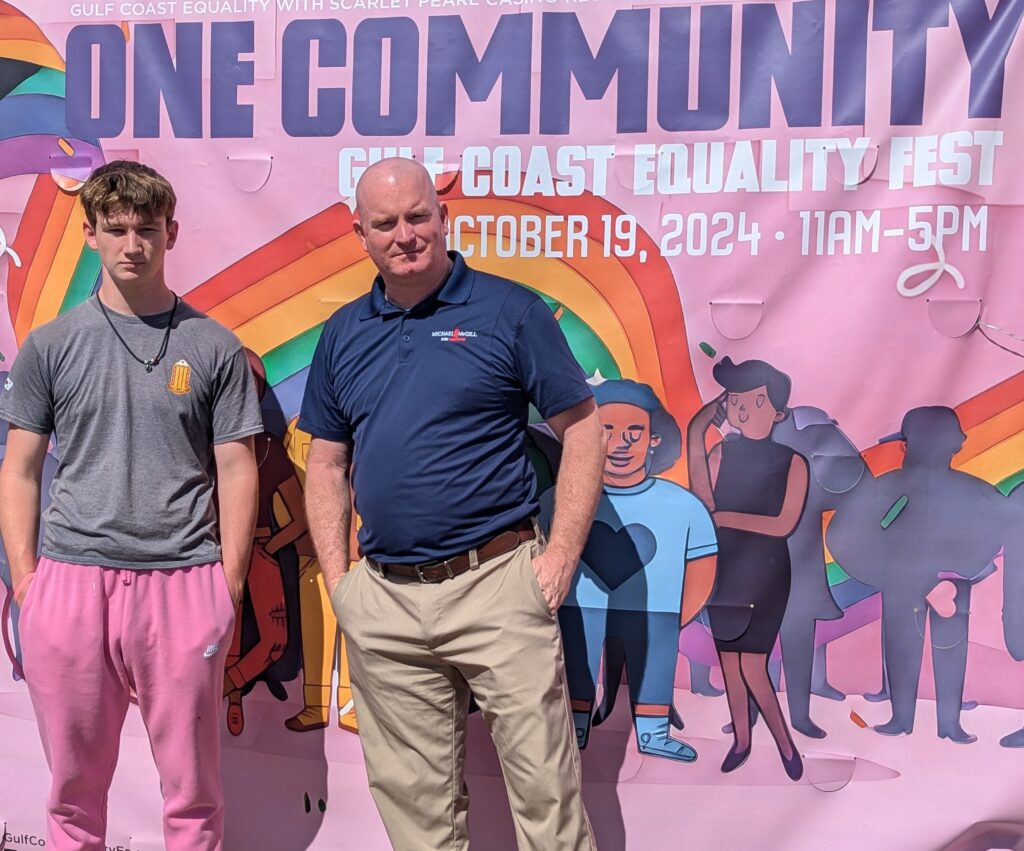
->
[827,407,1008,743]
[771,406,866,738]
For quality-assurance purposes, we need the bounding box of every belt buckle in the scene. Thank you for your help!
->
[415,559,455,582]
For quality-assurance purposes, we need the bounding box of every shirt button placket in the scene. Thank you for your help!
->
[400,317,413,364]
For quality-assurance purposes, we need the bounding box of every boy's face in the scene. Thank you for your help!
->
[600,402,661,486]
[84,209,177,289]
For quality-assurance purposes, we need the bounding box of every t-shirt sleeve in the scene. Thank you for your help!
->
[0,335,54,434]
[513,298,593,420]
[211,347,265,444]
[298,326,352,442]
[685,497,719,560]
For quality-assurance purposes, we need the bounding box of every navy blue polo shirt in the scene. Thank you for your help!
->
[299,252,592,564]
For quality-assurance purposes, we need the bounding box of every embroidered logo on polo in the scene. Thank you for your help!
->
[431,327,478,343]
[168,359,193,395]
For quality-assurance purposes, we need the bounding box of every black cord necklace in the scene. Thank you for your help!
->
[97,293,179,372]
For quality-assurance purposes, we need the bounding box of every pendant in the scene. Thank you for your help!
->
[145,360,154,373]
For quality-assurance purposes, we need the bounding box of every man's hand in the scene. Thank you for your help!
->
[531,548,575,613]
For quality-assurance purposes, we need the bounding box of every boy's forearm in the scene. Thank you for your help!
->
[0,471,41,590]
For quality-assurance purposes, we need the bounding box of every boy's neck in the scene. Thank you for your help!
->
[98,275,176,317]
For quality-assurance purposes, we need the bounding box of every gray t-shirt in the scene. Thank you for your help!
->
[0,296,264,569]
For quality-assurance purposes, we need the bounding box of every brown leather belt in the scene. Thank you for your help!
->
[367,518,536,583]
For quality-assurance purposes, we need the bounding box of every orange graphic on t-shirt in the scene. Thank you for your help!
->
[168,360,192,395]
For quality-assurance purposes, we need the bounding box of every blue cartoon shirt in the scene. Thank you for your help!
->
[540,478,718,613]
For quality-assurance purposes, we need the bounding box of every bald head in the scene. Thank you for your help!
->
[355,158,440,218]
[352,157,452,299]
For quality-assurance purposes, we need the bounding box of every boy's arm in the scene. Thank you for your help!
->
[214,436,259,606]
[0,427,50,602]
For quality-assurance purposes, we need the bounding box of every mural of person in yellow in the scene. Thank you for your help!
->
[282,418,360,734]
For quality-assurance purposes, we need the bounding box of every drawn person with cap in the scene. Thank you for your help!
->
[687,357,808,780]
[299,158,602,850]
[541,378,717,762]
[998,484,1024,747]
[827,406,1005,743]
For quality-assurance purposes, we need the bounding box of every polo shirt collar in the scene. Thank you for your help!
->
[360,252,473,319]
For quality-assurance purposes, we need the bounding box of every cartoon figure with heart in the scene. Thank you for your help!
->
[540,379,718,762]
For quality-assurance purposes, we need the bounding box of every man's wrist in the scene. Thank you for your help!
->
[541,541,576,565]
[321,559,350,594]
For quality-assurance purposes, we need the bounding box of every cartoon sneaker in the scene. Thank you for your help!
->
[572,710,592,750]
[634,716,697,762]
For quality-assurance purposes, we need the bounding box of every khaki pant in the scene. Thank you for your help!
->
[332,540,595,851]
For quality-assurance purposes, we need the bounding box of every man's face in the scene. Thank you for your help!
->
[600,402,660,485]
[353,168,450,286]
[84,210,177,289]
[725,385,783,439]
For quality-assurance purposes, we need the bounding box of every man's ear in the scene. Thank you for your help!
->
[353,217,368,251]
[83,219,97,251]
[166,219,179,250]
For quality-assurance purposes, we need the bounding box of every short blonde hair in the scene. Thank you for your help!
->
[80,161,176,228]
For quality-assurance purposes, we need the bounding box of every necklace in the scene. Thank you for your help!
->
[97,293,179,372]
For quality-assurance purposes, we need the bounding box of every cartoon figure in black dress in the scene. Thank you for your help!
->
[687,358,808,781]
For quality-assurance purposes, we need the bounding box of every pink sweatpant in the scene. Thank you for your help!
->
[18,556,236,851]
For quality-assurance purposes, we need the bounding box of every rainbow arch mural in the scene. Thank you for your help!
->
[0,0,104,343]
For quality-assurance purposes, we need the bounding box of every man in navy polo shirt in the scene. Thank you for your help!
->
[299,158,603,850]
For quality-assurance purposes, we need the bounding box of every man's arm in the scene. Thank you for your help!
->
[0,427,49,603]
[534,397,604,611]
[214,436,259,606]
[305,437,353,596]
